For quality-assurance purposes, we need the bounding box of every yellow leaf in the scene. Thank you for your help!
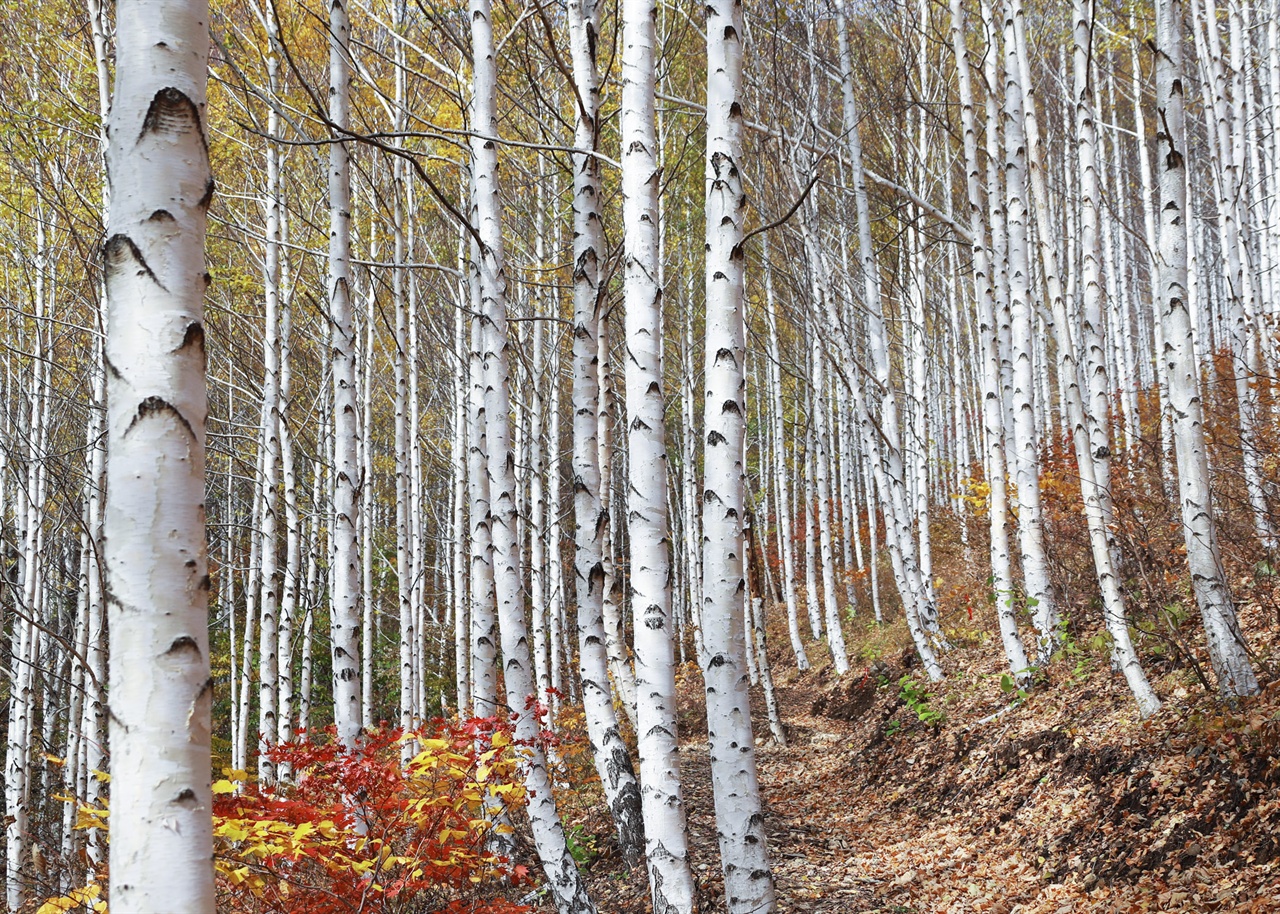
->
[211,780,238,795]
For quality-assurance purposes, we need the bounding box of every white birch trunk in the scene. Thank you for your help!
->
[1062,0,1160,715]
[1003,0,1057,661]
[103,2,214,908]
[702,0,777,906]
[466,248,498,719]
[328,0,362,748]
[949,0,1031,683]
[547,335,565,713]
[272,200,298,768]
[390,17,415,741]
[803,415,822,641]
[359,268,376,725]
[620,0,697,898]
[565,0,645,866]
[597,321,639,728]
[1156,0,1260,698]
[529,172,551,723]
[469,0,600,906]
[763,236,808,669]
[256,45,283,780]
[833,0,942,658]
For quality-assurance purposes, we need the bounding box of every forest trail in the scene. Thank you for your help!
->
[541,606,1280,914]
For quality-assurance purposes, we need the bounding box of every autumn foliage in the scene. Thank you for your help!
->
[41,719,532,914]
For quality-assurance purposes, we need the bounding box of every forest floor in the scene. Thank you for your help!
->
[527,598,1280,914]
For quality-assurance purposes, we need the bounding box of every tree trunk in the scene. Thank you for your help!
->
[328,0,363,749]
[620,0,698,899]
[1155,0,1260,697]
[565,0,645,867]
[469,0,600,906]
[103,2,214,908]
[701,0,778,906]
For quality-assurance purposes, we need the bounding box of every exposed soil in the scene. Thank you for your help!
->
[530,603,1280,913]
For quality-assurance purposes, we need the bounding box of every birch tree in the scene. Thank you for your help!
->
[1001,0,1057,661]
[1154,0,1260,698]
[620,0,697,903]
[469,0,600,907]
[328,0,363,749]
[949,0,1031,684]
[565,0,645,866]
[103,1,215,909]
[701,0,777,907]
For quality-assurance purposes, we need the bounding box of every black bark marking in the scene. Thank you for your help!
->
[148,210,175,223]
[105,234,164,291]
[178,322,205,359]
[164,636,201,659]
[125,395,196,442]
[172,788,198,808]
[707,430,727,446]
[139,87,206,152]
[198,178,216,210]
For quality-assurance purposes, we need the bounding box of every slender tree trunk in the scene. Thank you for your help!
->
[701,0,777,906]
[469,0,600,906]
[565,0,645,866]
[1155,0,1260,697]
[949,0,1031,683]
[1055,0,1160,715]
[1002,0,1057,660]
[328,0,363,749]
[763,236,808,669]
[833,0,942,659]
[104,2,214,908]
[597,320,639,728]
[256,32,283,780]
[620,0,697,899]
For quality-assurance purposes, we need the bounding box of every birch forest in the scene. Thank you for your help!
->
[2,0,1280,911]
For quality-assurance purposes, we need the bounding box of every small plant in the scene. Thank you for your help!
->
[564,823,598,868]
[898,675,945,727]
[999,671,1031,702]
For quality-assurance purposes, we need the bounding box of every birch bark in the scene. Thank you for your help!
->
[565,0,645,866]
[702,0,777,907]
[1155,0,1260,697]
[1002,0,1057,660]
[469,0,601,906]
[621,0,697,901]
[328,0,363,749]
[103,2,214,908]
[949,0,1031,683]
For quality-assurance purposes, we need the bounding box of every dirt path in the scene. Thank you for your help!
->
[534,617,1280,914]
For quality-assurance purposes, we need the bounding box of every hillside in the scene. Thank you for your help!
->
[548,603,1280,913]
